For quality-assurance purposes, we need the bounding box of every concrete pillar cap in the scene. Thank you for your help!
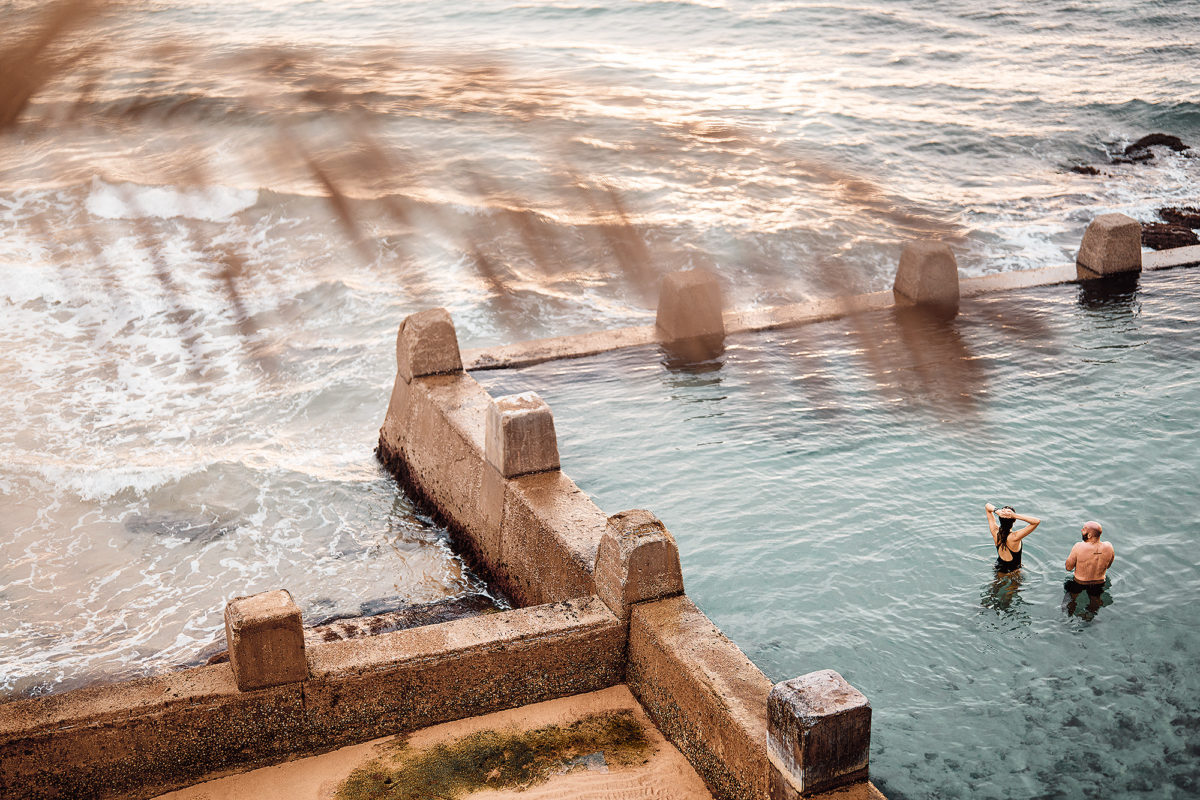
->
[768,669,871,797]
[1076,212,1143,278]
[656,269,725,343]
[893,240,960,317]
[224,589,308,692]
[397,308,463,383]
[595,509,684,618]
[485,391,560,478]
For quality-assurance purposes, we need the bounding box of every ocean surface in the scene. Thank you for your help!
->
[1,0,1197,793]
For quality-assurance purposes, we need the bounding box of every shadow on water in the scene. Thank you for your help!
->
[1062,578,1114,622]
[658,337,725,374]
[1077,273,1142,313]
[980,569,1032,630]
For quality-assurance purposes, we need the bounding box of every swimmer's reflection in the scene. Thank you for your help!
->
[1062,578,1114,621]
[980,570,1030,626]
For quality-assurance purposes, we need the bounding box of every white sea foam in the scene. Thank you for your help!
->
[85,178,258,222]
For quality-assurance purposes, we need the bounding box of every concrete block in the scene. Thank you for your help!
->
[500,470,605,606]
[485,392,560,478]
[224,590,308,691]
[656,269,725,343]
[1076,213,1142,278]
[768,670,871,797]
[594,509,683,619]
[893,241,959,317]
[396,308,463,383]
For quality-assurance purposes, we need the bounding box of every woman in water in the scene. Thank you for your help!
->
[984,503,1040,572]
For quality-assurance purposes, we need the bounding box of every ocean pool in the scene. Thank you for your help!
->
[477,268,1200,800]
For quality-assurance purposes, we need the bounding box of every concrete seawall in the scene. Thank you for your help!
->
[376,367,608,607]
[373,300,880,800]
[0,598,624,799]
[462,244,1199,371]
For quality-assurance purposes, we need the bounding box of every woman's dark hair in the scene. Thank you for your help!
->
[997,506,1016,549]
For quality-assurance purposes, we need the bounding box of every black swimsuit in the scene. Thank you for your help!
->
[995,545,1022,572]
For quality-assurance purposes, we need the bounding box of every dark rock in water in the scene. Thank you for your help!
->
[1070,165,1100,176]
[1141,222,1199,250]
[311,593,500,642]
[1110,150,1156,165]
[1125,133,1190,154]
[204,649,229,666]
[1159,206,1200,229]
[124,512,235,545]
[1113,133,1191,164]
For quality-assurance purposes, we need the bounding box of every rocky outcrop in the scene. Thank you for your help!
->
[1112,133,1191,164]
[1159,206,1200,229]
[1141,222,1199,250]
[1126,133,1190,154]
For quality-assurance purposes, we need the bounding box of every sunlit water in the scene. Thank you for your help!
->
[1,0,1197,719]
[477,269,1200,800]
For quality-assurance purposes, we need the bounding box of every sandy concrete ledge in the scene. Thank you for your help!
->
[377,370,608,607]
[463,325,659,372]
[0,597,623,800]
[1144,243,1200,270]
[154,685,714,800]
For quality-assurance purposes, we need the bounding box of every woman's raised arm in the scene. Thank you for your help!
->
[1007,513,1041,544]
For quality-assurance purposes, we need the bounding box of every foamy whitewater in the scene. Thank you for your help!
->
[1,0,1197,795]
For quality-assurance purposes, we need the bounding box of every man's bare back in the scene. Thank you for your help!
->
[1065,520,1115,584]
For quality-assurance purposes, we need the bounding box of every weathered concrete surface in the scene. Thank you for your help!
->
[805,783,887,800]
[396,307,463,382]
[203,594,499,664]
[485,392,561,478]
[224,590,307,691]
[498,470,607,608]
[893,241,960,316]
[595,509,684,620]
[1144,243,1200,270]
[768,671,871,797]
[377,368,607,607]
[626,594,774,800]
[958,264,1077,295]
[0,597,623,800]
[301,596,624,745]
[1076,213,1142,278]
[463,325,659,371]
[626,596,883,800]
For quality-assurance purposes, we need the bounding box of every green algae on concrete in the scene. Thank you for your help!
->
[336,710,652,800]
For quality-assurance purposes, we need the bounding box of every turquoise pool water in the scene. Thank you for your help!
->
[477,269,1200,800]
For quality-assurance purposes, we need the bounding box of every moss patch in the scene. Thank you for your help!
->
[336,710,653,800]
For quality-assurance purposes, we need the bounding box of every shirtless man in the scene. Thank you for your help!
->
[1065,520,1115,590]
